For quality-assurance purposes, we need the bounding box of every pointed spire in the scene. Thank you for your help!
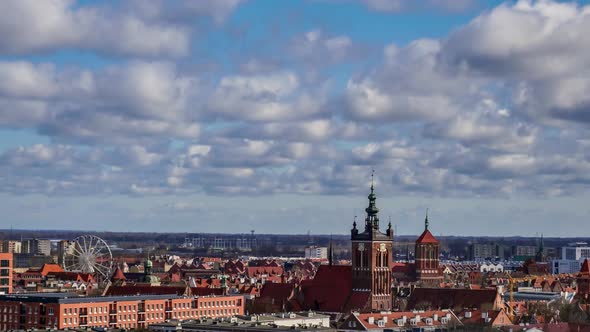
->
[536,233,545,262]
[328,235,334,266]
[425,208,429,231]
[365,169,380,230]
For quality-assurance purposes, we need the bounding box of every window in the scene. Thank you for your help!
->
[0,260,9,267]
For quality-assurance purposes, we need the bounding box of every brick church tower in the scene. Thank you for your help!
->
[415,211,442,286]
[351,173,394,311]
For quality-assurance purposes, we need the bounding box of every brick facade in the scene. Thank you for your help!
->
[0,253,13,294]
[0,293,244,330]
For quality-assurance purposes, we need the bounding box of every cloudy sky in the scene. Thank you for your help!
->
[1,0,589,236]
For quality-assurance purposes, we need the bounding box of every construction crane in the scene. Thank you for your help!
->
[505,272,516,321]
[502,272,572,322]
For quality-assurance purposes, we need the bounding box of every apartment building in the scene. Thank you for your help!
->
[552,242,590,274]
[0,292,244,330]
[0,253,12,294]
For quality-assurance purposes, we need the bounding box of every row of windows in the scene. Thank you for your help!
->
[65,306,109,315]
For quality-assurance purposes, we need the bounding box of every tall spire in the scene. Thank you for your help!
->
[425,208,429,231]
[328,235,334,266]
[365,169,380,231]
[536,233,545,262]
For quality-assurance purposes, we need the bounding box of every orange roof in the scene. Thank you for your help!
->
[416,229,439,244]
[40,264,65,276]
[111,266,126,281]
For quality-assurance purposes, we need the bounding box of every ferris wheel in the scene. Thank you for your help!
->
[63,235,114,280]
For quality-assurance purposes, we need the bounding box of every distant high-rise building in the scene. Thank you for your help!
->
[22,238,51,256]
[469,243,495,260]
[304,246,328,259]
[57,240,70,267]
[551,242,590,274]
[1,240,21,254]
[513,245,537,258]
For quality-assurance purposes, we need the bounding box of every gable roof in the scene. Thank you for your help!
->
[111,266,126,281]
[580,259,590,275]
[27,264,64,276]
[299,265,353,312]
[416,229,439,244]
[47,272,95,283]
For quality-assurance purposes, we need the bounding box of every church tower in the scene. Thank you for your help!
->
[415,211,442,286]
[351,172,394,311]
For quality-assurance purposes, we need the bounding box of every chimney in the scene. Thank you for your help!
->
[481,312,488,319]
[465,311,472,318]
[368,317,375,324]
[382,316,388,323]
[433,314,438,321]
[415,315,421,322]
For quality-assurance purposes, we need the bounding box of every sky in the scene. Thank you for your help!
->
[0,0,589,236]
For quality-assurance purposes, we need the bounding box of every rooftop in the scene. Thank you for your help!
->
[0,292,241,304]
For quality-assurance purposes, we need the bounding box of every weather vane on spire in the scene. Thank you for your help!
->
[371,168,375,189]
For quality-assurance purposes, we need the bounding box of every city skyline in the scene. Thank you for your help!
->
[1,0,590,235]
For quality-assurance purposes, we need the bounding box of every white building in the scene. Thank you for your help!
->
[480,262,504,273]
[304,246,328,259]
[551,242,590,274]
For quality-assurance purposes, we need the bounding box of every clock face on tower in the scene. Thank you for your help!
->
[379,243,387,252]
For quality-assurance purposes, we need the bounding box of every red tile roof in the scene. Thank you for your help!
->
[416,229,439,244]
[111,266,126,281]
[407,288,499,311]
[344,291,370,312]
[190,287,224,296]
[47,272,95,283]
[260,283,294,305]
[246,266,284,278]
[300,265,352,312]
[352,310,462,330]
[105,285,186,296]
[29,264,65,276]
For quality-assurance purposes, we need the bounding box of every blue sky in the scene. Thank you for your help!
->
[0,0,589,236]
